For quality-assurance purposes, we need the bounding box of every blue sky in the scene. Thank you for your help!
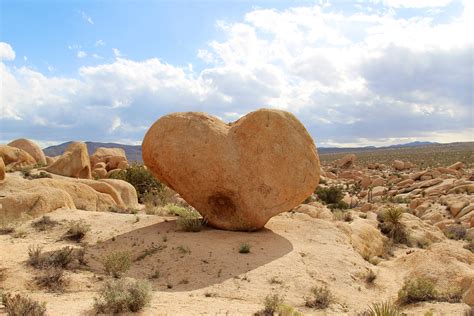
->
[1,0,472,147]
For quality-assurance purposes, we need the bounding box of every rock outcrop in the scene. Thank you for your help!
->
[45,142,91,179]
[335,154,356,169]
[0,157,5,182]
[0,145,36,171]
[142,109,320,231]
[7,138,46,165]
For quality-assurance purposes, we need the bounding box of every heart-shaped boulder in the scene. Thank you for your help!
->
[142,109,320,231]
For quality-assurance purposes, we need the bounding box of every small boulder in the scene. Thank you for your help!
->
[448,161,464,170]
[335,154,356,169]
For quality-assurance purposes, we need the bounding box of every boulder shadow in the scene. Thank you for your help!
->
[86,219,293,292]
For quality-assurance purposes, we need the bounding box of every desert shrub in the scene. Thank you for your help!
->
[378,206,408,244]
[109,163,164,203]
[397,277,437,304]
[63,220,90,242]
[365,270,377,284]
[33,267,68,292]
[443,225,466,240]
[333,210,353,222]
[177,215,206,232]
[305,285,333,309]
[103,251,132,278]
[163,203,199,217]
[94,279,151,313]
[32,216,58,232]
[360,301,400,316]
[315,186,344,205]
[28,246,74,269]
[1,292,46,316]
[108,206,139,215]
[0,222,15,235]
[258,293,284,315]
[239,243,251,254]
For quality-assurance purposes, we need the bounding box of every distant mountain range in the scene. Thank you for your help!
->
[43,140,443,162]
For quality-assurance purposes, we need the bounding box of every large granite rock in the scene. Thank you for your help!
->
[8,138,46,165]
[45,141,91,179]
[142,109,320,231]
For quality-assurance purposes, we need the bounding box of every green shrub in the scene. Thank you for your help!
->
[397,277,437,304]
[33,267,68,292]
[239,243,251,254]
[361,301,400,316]
[305,285,333,309]
[315,186,344,205]
[103,251,132,278]
[109,163,164,203]
[328,200,349,210]
[94,279,151,313]
[164,203,199,217]
[63,220,90,242]
[1,292,46,316]
[32,216,58,232]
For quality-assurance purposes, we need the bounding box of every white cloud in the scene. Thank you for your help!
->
[80,11,94,25]
[0,42,15,61]
[112,48,121,57]
[384,0,453,8]
[77,51,87,58]
[95,40,105,47]
[1,1,472,146]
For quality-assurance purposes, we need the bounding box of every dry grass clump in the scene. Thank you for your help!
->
[94,279,151,313]
[397,277,462,305]
[32,216,58,232]
[255,294,302,316]
[365,270,377,284]
[443,225,467,240]
[33,267,68,292]
[108,206,139,214]
[177,214,207,232]
[0,220,16,235]
[1,292,46,316]
[27,245,74,269]
[378,206,408,245]
[359,301,400,316]
[102,251,132,278]
[304,285,333,309]
[63,219,90,242]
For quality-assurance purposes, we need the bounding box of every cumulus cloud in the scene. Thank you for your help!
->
[77,51,87,58]
[1,1,472,146]
[0,42,15,61]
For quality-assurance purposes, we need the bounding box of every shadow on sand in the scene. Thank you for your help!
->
[86,219,293,291]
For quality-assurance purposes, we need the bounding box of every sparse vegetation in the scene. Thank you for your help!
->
[443,225,466,240]
[12,229,27,238]
[378,206,408,244]
[464,240,474,252]
[32,216,58,232]
[28,245,74,269]
[305,285,333,309]
[1,292,47,316]
[360,301,400,316]
[177,215,206,232]
[63,219,90,242]
[0,222,16,235]
[103,251,132,278]
[396,277,462,305]
[94,279,152,313]
[315,185,345,207]
[255,293,302,316]
[109,163,164,203]
[365,270,377,284]
[33,267,68,292]
[177,245,191,254]
[239,243,251,254]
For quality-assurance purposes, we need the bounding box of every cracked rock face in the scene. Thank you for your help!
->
[142,109,320,231]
